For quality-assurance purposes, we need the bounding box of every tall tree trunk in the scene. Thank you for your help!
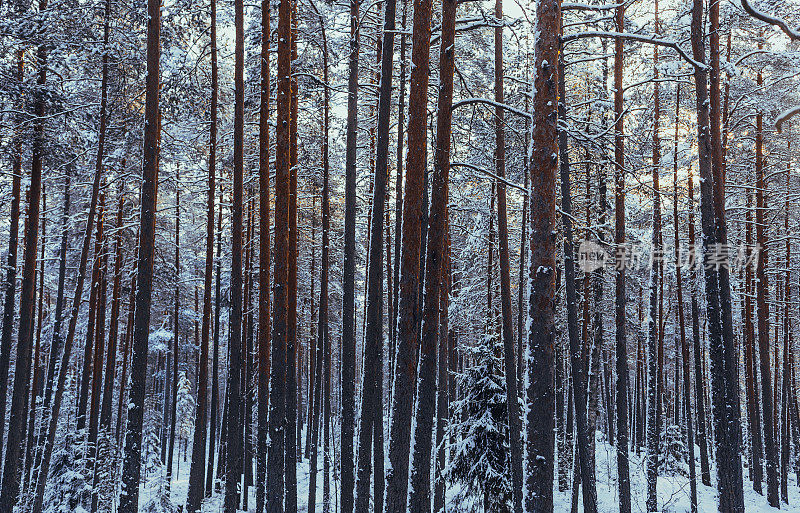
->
[353,0,395,509]
[690,0,744,509]
[495,2,524,510]
[407,0,454,509]
[117,0,161,504]
[673,84,697,513]
[167,178,180,492]
[525,0,559,510]
[646,9,662,508]
[340,0,359,510]
[744,181,763,493]
[223,0,246,504]
[557,23,597,513]
[207,190,223,496]
[383,0,432,507]
[88,191,107,470]
[353,0,394,508]
[254,0,270,510]
[687,162,711,488]
[613,5,632,512]
[392,0,408,379]
[0,0,46,504]
[285,4,299,510]
[187,0,219,506]
[0,47,23,470]
[267,0,292,507]
[781,153,791,504]
[754,71,778,505]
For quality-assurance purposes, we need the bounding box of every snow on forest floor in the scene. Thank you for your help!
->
[150,434,800,513]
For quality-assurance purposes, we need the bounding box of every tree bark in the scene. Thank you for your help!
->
[525,0,559,510]
[340,1,359,511]
[267,0,292,507]
[383,0,432,507]
[407,0,454,508]
[118,0,161,504]
[613,5,632,512]
[495,2,524,510]
[557,22,597,513]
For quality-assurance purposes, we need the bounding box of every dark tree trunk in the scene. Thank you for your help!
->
[407,0,453,508]
[0,47,23,469]
[673,84,697,513]
[254,0,269,510]
[187,0,219,507]
[207,191,223,496]
[224,0,245,503]
[118,0,161,504]
[690,0,744,509]
[557,25,597,513]
[285,5,299,509]
[383,0,431,507]
[754,81,778,505]
[266,0,292,507]
[646,9,662,509]
[340,0,359,510]
[525,0,559,510]
[0,0,47,506]
[495,3,524,510]
[353,0,395,508]
[613,6,632,512]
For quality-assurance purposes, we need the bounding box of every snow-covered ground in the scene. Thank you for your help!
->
[152,433,800,512]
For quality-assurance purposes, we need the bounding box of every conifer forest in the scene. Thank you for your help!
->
[7,0,800,511]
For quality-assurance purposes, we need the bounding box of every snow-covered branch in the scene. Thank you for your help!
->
[451,97,532,120]
[740,0,800,41]
[561,31,704,69]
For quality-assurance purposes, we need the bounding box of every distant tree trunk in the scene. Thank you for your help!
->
[673,84,697,513]
[79,226,102,434]
[781,153,791,504]
[187,1,218,506]
[117,0,161,504]
[0,0,46,505]
[88,191,107,466]
[38,169,69,463]
[100,189,123,436]
[557,23,597,513]
[0,48,23,469]
[340,0,359,510]
[433,228,450,513]
[266,0,292,507]
[406,0,453,508]
[224,0,245,504]
[25,188,46,487]
[613,5,632,512]
[353,0,395,507]
[646,9,662,509]
[207,191,223,496]
[392,0,408,379]
[687,165,711,487]
[744,182,763,493]
[525,0,559,510]
[384,0,432,508]
[167,179,180,492]
[285,4,299,510]
[254,0,270,510]
[494,3,524,510]
[754,72,778,505]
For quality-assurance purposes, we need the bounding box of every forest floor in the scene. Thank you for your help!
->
[151,433,800,513]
